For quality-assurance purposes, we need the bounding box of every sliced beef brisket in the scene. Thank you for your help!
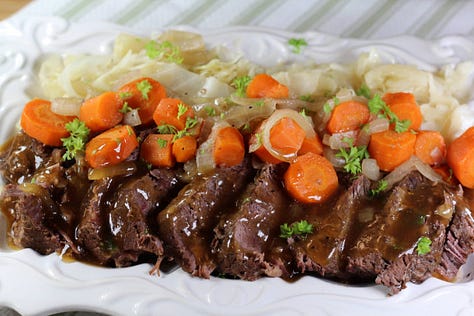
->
[212,164,290,280]
[157,159,253,278]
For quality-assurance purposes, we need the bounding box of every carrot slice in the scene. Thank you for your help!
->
[152,98,194,131]
[213,126,245,167]
[382,92,416,106]
[269,117,306,156]
[446,126,474,188]
[85,125,138,168]
[368,130,416,172]
[140,134,175,168]
[414,130,446,166]
[326,100,370,133]
[20,98,75,146]
[388,102,423,131]
[246,74,289,99]
[284,152,339,204]
[118,77,167,125]
[172,135,197,163]
[298,135,324,156]
[79,91,124,133]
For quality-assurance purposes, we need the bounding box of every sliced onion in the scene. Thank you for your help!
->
[275,98,312,110]
[323,146,346,168]
[434,192,455,219]
[195,121,230,174]
[323,130,358,150]
[51,97,83,116]
[382,155,442,190]
[88,161,137,180]
[361,158,381,181]
[261,109,315,162]
[123,109,142,126]
[226,96,276,128]
[356,118,389,146]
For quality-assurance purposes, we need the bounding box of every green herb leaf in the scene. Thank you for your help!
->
[118,91,133,99]
[356,84,371,99]
[369,179,388,196]
[336,138,370,175]
[232,75,251,97]
[323,102,332,114]
[157,138,168,148]
[145,40,183,64]
[416,236,432,255]
[119,101,133,114]
[177,103,188,119]
[157,124,178,134]
[136,80,152,100]
[288,38,308,54]
[368,94,410,133]
[61,118,90,161]
[299,94,314,102]
[204,106,216,117]
[254,100,265,107]
[280,220,313,239]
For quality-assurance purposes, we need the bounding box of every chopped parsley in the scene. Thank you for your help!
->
[61,118,90,161]
[177,103,188,119]
[299,94,315,102]
[119,101,133,114]
[369,179,388,196]
[204,106,216,116]
[157,124,178,134]
[157,117,199,142]
[157,138,168,148]
[280,220,313,239]
[416,236,432,255]
[356,83,371,99]
[254,100,265,107]
[231,75,251,97]
[136,80,152,100]
[323,96,340,114]
[368,94,411,133]
[118,91,133,99]
[145,40,183,64]
[336,137,370,175]
[288,38,308,54]
[299,108,308,118]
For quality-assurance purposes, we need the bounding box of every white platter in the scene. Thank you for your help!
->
[0,16,474,316]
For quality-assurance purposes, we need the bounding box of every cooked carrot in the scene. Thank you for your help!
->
[388,102,423,131]
[414,130,446,166]
[249,132,281,164]
[446,126,474,188]
[152,98,194,131]
[79,91,124,133]
[85,125,138,168]
[20,98,75,146]
[213,126,245,167]
[269,117,306,156]
[140,134,175,168]
[284,152,339,204]
[246,74,289,99]
[368,130,416,172]
[298,135,324,156]
[382,92,416,106]
[118,77,167,125]
[172,135,197,163]
[326,100,370,133]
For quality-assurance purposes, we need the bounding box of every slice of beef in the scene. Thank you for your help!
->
[74,178,117,265]
[0,184,64,255]
[157,159,253,278]
[212,164,290,280]
[109,169,180,269]
[436,190,474,281]
[291,175,372,279]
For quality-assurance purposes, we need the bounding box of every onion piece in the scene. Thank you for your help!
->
[123,109,142,126]
[356,117,389,146]
[323,146,345,168]
[51,97,83,116]
[261,109,315,162]
[361,158,381,181]
[225,96,276,128]
[382,155,442,190]
[88,161,137,180]
[195,121,230,174]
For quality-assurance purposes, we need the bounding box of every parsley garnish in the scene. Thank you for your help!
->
[157,124,178,134]
[173,117,199,141]
[416,236,432,255]
[323,102,332,114]
[118,91,133,99]
[299,108,308,118]
[145,40,183,64]
[336,137,369,175]
[204,106,216,116]
[300,94,314,102]
[369,179,388,196]
[254,100,264,107]
[280,220,313,239]
[177,103,188,119]
[61,118,90,161]
[356,84,371,99]
[157,138,168,148]
[232,75,251,97]
[119,101,133,114]
[288,38,308,54]
[136,80,152,100]
[368,94,411,133]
